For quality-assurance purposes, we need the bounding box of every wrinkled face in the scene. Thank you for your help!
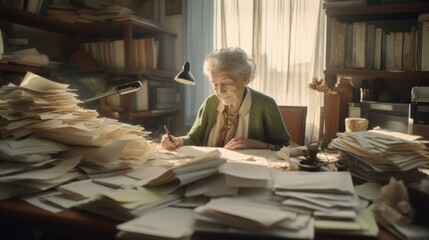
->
[210,72,247,106]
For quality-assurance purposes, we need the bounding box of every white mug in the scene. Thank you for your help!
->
[345,118,368,132]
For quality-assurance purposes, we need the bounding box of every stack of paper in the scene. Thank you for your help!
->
[117,207,195,240]
[0,72,153,180]
[0,135,80,200]
[144,149,225,188]
[329,129,429,184]
[77,187,182,221]
[273,171,378,237]
[0,72,156,202]
[0,153,82,200]
[31,178,115,211]
[193,197,314,239]
[1,48,49,67]
[273,171,359,213]
[184,162,272,200]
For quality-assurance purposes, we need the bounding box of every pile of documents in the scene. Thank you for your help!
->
[114,152,378,239]
[273,171,378,237]
[329,129,429,184]
[193,197,314,239]
[0,72,153,199]
[77,187,183,221]
[76,148,225,221]
[117,207,195,240]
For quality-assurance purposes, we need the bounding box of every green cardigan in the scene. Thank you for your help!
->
[181,88,291,150]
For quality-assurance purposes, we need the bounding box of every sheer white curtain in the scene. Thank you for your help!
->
[184,0,325,143]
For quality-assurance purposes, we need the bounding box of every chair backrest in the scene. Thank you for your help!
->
[278,105,307,146]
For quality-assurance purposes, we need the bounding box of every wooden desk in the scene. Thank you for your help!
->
[0,197,400,240]
[0,198,119,240]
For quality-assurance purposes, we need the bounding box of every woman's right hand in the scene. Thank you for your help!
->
[160,134,184,150]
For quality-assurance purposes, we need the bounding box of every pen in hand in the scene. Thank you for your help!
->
[164,125,173,142]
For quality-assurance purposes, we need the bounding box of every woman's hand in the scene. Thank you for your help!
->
[225,138,272,150]
[160,134,184,150]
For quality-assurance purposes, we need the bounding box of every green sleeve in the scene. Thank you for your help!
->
[248,90,291,150]
[180,95,219,146]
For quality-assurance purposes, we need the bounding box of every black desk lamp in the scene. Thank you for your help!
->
[82,62,194,103]
[83,81,142,103]
[174,62,196,85]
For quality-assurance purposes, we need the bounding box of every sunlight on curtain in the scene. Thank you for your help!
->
[213,0,325,144]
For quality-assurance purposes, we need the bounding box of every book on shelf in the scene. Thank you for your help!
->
[336,22,347,68]
[373,28,382,70]
[352,22,366,69]
[402,31,412,71]
[393,32,404,71]
[345,24,354,68]
[365,24,375,70]
[134,38,158,70]
[381,30,387,70]
[327,18,337,68]
[410,28,418,72]
[113,39,125,72]
[420,18,429,71]
[0,29,3,57]
[385,32,395,71]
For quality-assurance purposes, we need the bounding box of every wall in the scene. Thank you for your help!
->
[160,0,183,72]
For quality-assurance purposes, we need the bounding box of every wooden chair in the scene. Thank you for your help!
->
[278,106,307,146]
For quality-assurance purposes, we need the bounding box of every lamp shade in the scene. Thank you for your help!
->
[174,62,196,85]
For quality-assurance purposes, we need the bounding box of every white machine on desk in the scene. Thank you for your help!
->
[409,86,429,140]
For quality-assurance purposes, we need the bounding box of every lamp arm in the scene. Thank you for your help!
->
[83,81,142,103]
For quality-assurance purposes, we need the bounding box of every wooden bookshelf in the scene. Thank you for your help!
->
[0,3,180,133]
[323,2,429,145]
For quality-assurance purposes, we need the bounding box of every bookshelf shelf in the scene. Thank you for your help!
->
[0,62,50,75]
[0,3,175,38]
[326,2,429,17]
[323,2,429,145]
[324,69,429,85]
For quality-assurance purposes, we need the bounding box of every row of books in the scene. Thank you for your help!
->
[80,37,159,72]
[327,15,429,71]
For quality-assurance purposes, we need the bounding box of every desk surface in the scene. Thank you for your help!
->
[0,197,400,240]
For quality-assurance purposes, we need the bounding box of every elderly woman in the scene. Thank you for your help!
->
[161,47,291,150]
